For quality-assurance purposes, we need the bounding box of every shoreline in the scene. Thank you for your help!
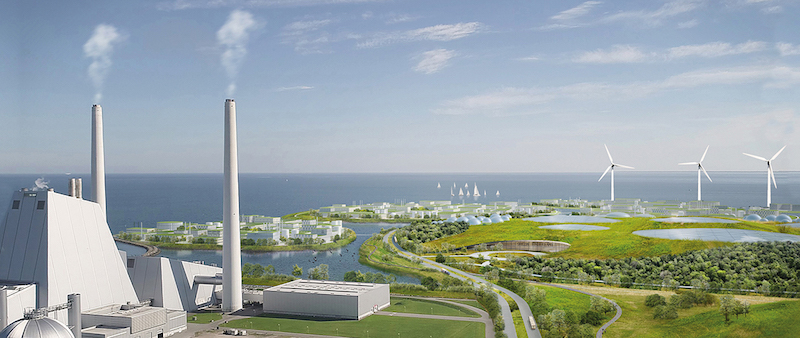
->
[114,238,160,256]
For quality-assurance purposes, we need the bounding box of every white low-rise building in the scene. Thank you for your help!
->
[262,280,389,320]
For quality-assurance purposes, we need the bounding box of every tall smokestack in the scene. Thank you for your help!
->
[91,105,106,217]
[222,99,242,312]
[67,293,81,338]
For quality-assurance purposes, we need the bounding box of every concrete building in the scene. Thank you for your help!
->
[262,280,389,320]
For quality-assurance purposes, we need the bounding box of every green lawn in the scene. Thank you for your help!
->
[448,299,485,312]
[427,218,799,259]
[187,312,222,324]
[386,297,480,318]
[565,286,800,338]
[534,284,592,315]
[223,314,484,338]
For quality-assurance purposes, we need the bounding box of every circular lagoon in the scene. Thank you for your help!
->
[633,228,800,242]
[538,224,610,231]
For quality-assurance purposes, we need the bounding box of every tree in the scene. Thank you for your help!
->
[719,295,736,322]
[435,253,446,263]
[242,263,255,277]
[581,310,603,325]
[645,294,667,307]
[590,296,614,314]
[264,264,275,275]
[251,264,265,278]
[524,286,548,316]
[291,264,303,277]
[307,264,329,280]
[420,276,440,290]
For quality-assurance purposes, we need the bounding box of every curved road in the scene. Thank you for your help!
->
[383,231,541,338]
[526,281,621,338]
[379,295,494,338]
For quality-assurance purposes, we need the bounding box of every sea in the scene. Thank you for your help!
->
[1,172,798,281]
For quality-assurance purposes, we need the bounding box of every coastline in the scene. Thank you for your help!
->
[114,238,160,256]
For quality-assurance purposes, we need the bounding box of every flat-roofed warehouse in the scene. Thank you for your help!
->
[262,280,389,320]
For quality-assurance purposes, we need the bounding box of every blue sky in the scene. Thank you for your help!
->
[1,0,798,173]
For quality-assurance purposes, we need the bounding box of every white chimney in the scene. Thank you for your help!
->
[91,105,106,217]
[222,99,243,312]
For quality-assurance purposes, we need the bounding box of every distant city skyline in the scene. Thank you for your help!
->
[1,0,798,174]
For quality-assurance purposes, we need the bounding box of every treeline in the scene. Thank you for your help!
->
[514,242,800,296]
[395,220,470,252]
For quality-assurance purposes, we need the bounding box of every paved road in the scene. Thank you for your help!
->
[383,231,542,338]
[527,281,622,338]
[385,295,494,338]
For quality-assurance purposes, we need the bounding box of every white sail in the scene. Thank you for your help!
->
[496,190,500,197]
[484,190,486,196]
[451,187,454,196]
[473,183,480,196]
[437,182,441,189]
[459,188,464,196]
[467,191,471,196]
[465,183,469,188]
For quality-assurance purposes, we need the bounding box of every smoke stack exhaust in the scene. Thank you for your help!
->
[222,99,242,312]
[68,178,83,198]
[91,105,106,217]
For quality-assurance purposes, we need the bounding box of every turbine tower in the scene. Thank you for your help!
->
[743,145,786,207]
[223,99,243,312]
[91,104,106,218]
[598,144,634,201]
[679,145,712,201]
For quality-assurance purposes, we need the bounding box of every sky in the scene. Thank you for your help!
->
[1,0,799,174]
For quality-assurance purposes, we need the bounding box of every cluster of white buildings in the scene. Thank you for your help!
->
[319,200,534,220]
[124,217,345,245]
[539,198,800,220]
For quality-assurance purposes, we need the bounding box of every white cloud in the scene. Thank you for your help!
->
[551,1,602,21]
[282,19,332,35]
[414,49,456,74]
[362,11,373,19]
[433,65,800,115]
[574,45,650,63]
[158,0,381,10]
[777,42,800,56]
[517,56,540,61]
[667,41,766,59]
[357,22,483,48]
[217,9,260,96]
[276,86,314,91]
[602,0,702,25]
[84,24,124,103]
[677,19,698,28]
[280,19,337,54]
[385,13,419,24]
[762,5,782,13]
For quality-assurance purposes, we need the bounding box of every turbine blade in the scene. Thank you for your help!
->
[770,166,777,188]
[604,144,613,163]
[700,164,712,182]
[770,145,787,161]
[678,162,698,165]
[616,164,634,169]
[743,153,767,161]
[599,165,612,182]
[700,145,709,162]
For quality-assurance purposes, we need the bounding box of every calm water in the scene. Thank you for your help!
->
[2,172,798,282]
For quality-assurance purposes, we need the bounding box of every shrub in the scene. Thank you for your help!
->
[645,294,667,307]
[581,310,603,326]
[435,253,446,263]
[653,305,678,319]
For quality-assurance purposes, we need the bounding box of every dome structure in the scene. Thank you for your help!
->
[501,215,511,221]
[468,218,482,225]
[743,214,762,221]
[456,216,468,223]
[490,215,504,223]
[794,217,800,223]
[0,317,75,338]
[481,218,492,224]
[445,216,457,223]
[606,212,631,218]
[765,215,778,221]
[775,215,792,223]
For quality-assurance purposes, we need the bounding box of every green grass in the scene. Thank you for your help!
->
[566,286,800,338]
[449,299,485,312]
[187,312,222,324]
[427,218,800,259]
[386,297,480,318]
[532,284,592,315]
[222,314,484,338]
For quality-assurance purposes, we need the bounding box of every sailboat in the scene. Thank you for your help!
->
[484,190,487,197]
[467,190,471,197]
[465,183,469,188]
[459,188,464,196]
[496,190,500,197]
[437,182,441,189]
[451,187,454,196]
[473,183,480,197]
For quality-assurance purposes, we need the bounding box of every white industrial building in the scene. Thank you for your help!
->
[262,280,389,320]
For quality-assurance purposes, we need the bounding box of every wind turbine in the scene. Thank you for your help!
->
[598,144,634,201]
[679,145,712,201]
[743,145,786,207]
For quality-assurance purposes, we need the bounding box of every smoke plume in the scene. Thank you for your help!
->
[217,10,259,97]
[31,177,49,191]
[84,24,123,103]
